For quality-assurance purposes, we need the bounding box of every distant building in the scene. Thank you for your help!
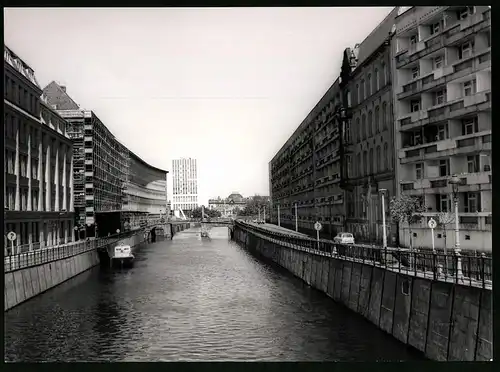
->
[393,6,491,250]
[172,158,198,216]
[4,45,75,251]
[43,81,168,236]
[208,192,247,217]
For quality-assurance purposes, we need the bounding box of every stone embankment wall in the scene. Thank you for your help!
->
[232,225,492,362]
[5,229,153,312]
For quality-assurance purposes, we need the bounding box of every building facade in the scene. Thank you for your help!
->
[340,8,399,245]
[269,79,346,239]
[123,151,168,229]
[4,46,75,251]
[393,6,491,250]
[43,81,168,237]
[208,192,247,217]
[172,158,198,214]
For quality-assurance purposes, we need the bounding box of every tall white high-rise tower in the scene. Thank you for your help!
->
[172,158,198,215]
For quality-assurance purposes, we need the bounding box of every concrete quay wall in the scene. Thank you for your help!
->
[232,225,493,361]
[4,232,147,312]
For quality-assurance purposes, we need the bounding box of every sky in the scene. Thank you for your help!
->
[4,7,393,205]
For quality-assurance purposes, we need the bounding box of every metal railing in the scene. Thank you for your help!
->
[236,221,492,289]
[4,229,142,273]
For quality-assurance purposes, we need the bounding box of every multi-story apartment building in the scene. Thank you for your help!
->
[172,158,198,215]
[339,7,399,244]
[393,6,491,251]
[43,81,168,236]
[208,192,247,217]
[270,79,346,238]
[4,46,74,251]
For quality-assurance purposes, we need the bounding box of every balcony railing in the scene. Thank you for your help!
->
[457,137,475,148]
[236,221,492,289]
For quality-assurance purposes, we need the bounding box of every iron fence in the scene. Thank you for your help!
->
[236,221,492,289]
[4,229,141,273]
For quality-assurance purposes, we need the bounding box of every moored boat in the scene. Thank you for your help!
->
[112,244,135,268]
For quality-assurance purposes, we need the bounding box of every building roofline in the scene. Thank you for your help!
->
[271,77,341,163]
[128,150,169,175]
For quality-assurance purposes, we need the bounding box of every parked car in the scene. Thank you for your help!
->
[333,232,355,245]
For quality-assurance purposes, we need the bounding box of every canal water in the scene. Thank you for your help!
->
[4,227,425,362]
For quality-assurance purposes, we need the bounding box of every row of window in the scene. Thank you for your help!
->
[414,154,483,180]
[355,64,389,105]
[347,143,391,178]
[4,74,39,116]
[353,102,390,142]
[408,78,478,114]
[436,191,480,213]
[4,187,68,212]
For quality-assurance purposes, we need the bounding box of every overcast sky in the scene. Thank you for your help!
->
[4,7,393,205]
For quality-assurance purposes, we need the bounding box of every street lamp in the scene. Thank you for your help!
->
[277,203,281,227]
[448,174,463,279]
[379,189,388,264]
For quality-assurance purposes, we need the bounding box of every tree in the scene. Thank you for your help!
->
[389,195,426,250]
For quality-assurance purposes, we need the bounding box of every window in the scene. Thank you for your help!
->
[410,35,418,44]
[463,80,477,96]
[381,62,386,86]
[345,119,351,143]
[346,155,351,178]
[459,41,473,59]
[356,84,360,103]
[462,117,478,135]
[410,100,420,112]
[361,79,365,100]
[465,192,479,213]
[458,6,475,20]
[355,118,360,143]
[467,155,479,173]
[384,143,389,170]
[374,106,380,133]
[430,22,440,35]
[369,148,374,174]
[368,111,373,137]
[434,89,447,105]
[376,146,381,173]
[363,151,368,175]
[347,90,351,107]
[437,194,450,212]
[356,153,361,177]
[382,102,388,129]
[415,163,424,179]
[439,159,450,177]
[411,66,420,79]
[367,74,371,97]
[413,132,422,146]
[374,69,379,91]
[362,114,367,140]
[434,56,443,69]
[437,124,448,141]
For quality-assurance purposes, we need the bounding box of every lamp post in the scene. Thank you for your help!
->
[448,175,463,280]
[379,189,387,264]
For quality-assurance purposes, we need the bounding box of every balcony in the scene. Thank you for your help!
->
[398,90,491,131]
[396,9,490,69]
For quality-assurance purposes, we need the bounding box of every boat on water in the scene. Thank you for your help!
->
[112,244,135,268]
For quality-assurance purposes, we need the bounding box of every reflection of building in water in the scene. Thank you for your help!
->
[4,45,75,250]
[43,81,168,237]
[208,192,248,217]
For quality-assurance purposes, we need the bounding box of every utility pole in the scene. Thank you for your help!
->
[295,203,298,232]
[277,204,281,227]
